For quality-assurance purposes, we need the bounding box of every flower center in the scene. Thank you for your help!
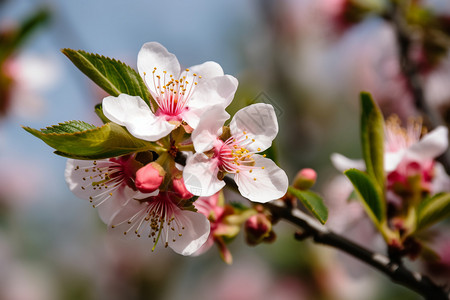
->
[73,158,134,208]
[216,131,265,179]
[111,193,187,251]
[144,68,201,120]
[385,115,425,152]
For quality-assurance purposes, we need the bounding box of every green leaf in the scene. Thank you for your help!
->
[416,193,450,232]
[344,168,385,224]
[288,186,328,224]
[23,121,157,159]
[40,120,96,134]
[360,92,385,189]
[61,49,151,106]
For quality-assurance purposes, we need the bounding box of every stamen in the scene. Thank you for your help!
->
[147,67,200,117]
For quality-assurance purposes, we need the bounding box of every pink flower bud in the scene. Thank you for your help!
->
[172,177,193,199]
[245,213,272,246]
[293,168,317,190]
[135,162,165,193]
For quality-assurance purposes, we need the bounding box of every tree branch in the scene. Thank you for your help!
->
[264,200,449,300]
[179,145,449,299]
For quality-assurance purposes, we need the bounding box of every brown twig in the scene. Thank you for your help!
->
[264,200,450,300]
[220,175,448,298]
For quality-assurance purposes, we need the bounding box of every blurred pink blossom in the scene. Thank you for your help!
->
[0,157,46,209]
[3,54,59,119]
[192,257,310,300]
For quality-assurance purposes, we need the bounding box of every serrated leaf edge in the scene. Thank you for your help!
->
[23,121,109,136]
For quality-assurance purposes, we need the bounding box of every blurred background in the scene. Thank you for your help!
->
[1,0,450,299]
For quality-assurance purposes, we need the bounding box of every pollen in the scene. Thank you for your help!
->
[218,131,260,176]
[385,114,424,152]
[143,66,201,117]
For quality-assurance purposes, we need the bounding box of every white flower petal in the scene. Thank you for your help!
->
[235,154,288,203]
[180,61,224,81]
[432,162,450,193]
[230,103,278,152]
[187,75,238,112]
[408,126,448,160]
[65,159,140,226]
[103,94,175,141]
[166,210,210,256]
[97,189,138,225]
[191,234,215,256]
[183,153,225,197]
[137,42,181,95]
[109,197,149,226]
[125,114,175,141]
[179,108,203,129]
[191,107,229,153]
[384,150,406,172]
[65,159,89,199]
[330,153,366,172]
[103,94,152,126]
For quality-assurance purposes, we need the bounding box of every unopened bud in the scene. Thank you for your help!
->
[293,168,317,190]
[135,162,165,193]
[172,177,193,199]
[245,213,272,246]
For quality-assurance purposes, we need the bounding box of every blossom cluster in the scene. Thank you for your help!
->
[332,114,449,257]
[65,42,288,256]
